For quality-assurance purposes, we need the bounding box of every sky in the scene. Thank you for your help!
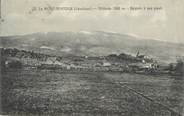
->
[0,0,184,43]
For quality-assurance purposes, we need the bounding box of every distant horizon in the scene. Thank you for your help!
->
[0,30,183,44]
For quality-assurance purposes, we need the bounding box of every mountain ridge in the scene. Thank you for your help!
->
[1,31,184,63]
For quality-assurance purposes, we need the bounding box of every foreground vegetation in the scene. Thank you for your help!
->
[1,69,183,116]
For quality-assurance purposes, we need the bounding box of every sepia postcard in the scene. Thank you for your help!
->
[0,0,184,116]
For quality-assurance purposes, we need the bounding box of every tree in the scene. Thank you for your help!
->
[175,58,184,76]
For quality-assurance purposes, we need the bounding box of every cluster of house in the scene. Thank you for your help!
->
[1,48,159,72]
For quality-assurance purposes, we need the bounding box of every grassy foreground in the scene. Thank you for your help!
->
[1,69,183,116]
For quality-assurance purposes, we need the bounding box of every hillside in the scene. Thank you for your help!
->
[1,31,184,63]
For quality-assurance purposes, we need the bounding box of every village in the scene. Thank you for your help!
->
[1,47,180,75]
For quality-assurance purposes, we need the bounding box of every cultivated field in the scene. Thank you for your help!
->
[1,69,183,116]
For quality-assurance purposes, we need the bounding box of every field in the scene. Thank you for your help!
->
[1,69,184,116]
